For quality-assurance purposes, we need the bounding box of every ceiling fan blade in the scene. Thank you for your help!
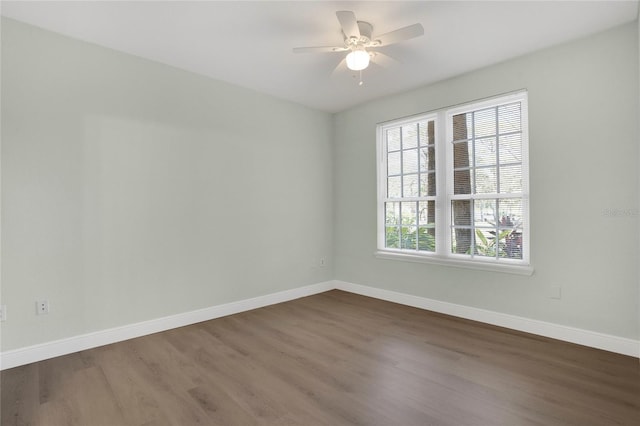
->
[374,23,424,46]
[370,51,400,68]
[336,10,360,39]
[331,57,348,77]
[293,46,348,54]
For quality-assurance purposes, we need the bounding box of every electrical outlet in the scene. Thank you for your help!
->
[549,286,562,300]
[319,257,326,267]
[36,300,49,315]
[0,305,6,321]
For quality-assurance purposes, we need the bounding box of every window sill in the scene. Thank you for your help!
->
[374,250,534,276]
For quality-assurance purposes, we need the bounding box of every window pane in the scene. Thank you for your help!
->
[387,151,401,175]
[387,128,401,151]
[498,103,521,133]
[403,149,419,174]
[497,197,524,260]
[474,108,496,137]
[474,228,498,258]
[417,226,436,252]
[453,141,472,168]
[451,228,472,255]
[475,167,497,194]
[475,137,497,166]
[475,199,497,225]
[498,198,523,228]
[419,173,428,197]
[499,134,522,164]
[452,113,470,142]
[401,226,417,249]
[451,200,472,226]
[388,176,401,198]
[418,121,427,146]
[418,201,436,226]
[420,172,436,197]
[386,227,400,248]
[385,202,400,225]
[418,120,434,147]
[419,146,435,172]
[403,174,419,197]
[500,228,523,259]
[454,169,473,195]
[402,124,418,149]
[400,202,417,226]
[499,165,522,193]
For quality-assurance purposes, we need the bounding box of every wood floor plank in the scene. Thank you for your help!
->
[91,344,168,425]
[38,350,95,405]
[102,339,213,425]
[189,326,344,425]
[32,399,75,425]
[0,362,39,426]
[2,290,639,425]
[51,365,126,426]
[187,382,258,425]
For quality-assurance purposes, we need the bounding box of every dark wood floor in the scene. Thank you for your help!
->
[2,290,639,425]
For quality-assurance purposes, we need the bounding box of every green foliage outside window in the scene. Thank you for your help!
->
[386,226,435,252]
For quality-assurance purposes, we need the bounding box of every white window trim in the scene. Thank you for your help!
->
[376,91,532,276]
[374,250,534,276]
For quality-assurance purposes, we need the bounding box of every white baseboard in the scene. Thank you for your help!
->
[334,280,640,358]
[2,279,637,369]
[0,281,334,370]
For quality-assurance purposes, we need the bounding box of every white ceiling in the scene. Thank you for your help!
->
[2,1,638,113]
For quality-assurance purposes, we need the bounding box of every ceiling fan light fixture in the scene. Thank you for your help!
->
[346,48,370,71]
[292,11,424,80]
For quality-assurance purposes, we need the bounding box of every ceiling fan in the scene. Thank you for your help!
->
[293,11,424,82]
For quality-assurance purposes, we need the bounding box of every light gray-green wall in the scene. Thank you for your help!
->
[2,17,639,354]
[1,18,333,351]
[333,22,639,340]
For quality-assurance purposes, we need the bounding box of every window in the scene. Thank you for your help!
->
[377,92,530,274]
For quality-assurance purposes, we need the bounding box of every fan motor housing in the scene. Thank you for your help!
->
[344,21,374,47]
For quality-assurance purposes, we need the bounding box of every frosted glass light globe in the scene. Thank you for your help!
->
[346,49,370,71]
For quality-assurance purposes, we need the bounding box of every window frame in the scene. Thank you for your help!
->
[376,91,532,276]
